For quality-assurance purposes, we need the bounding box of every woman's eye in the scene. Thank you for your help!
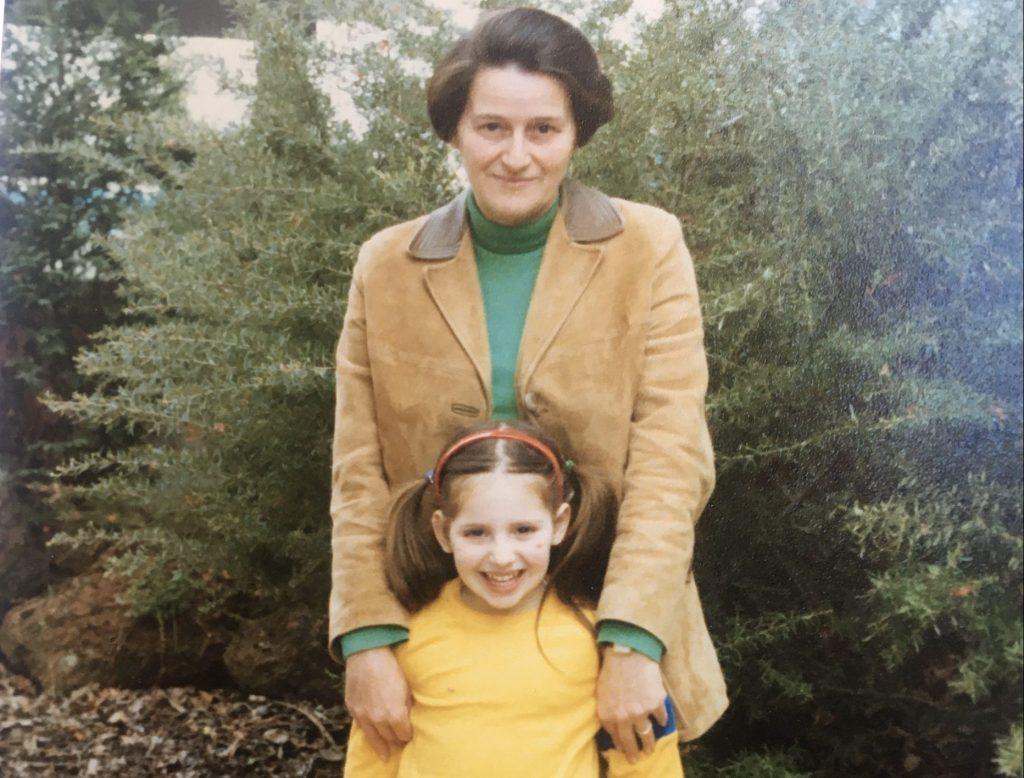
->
[480,122,502,133]
[462,528,485,538]
[535,123,553,134]
[515,524,538,535]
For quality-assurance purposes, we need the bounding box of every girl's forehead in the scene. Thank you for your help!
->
[450,471,552,521]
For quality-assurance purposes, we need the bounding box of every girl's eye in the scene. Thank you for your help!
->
[462,528,486,538]
[515,524,538,535]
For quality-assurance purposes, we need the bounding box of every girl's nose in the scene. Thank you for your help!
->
[488,537,516,565]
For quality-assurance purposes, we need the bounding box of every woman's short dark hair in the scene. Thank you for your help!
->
[427,7,614,147]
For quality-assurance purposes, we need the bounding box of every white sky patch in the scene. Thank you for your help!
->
[315,19,386,134]
[430,0,481,30]
[174,23,374,133]
[426,0,666,41]
[1,22,22,76]
[608,0,665,43]
[173,35,255,131]
[3,2,669,130]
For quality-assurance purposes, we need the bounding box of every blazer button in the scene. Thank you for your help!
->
[523,392,539,413]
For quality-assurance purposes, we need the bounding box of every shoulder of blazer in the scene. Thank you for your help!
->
[611,198,683,239]
[352,214,429,280]
[406,178,626,261]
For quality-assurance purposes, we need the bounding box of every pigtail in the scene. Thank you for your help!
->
[385,479,456,613]
[547,462,618,609]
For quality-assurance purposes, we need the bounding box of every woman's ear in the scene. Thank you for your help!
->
[431,510,453,553]
[551,502,571,546]
[449,122,464,154]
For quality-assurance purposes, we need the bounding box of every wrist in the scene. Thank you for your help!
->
[596,621,665,663]
[601,643,658,666]
[346,645,393,665]
[340,624,409,659]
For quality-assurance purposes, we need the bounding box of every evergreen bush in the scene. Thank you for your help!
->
[0,0,183,517]
[45,0,1022,773]
[47,0,460,617]
[576,0,1023,773]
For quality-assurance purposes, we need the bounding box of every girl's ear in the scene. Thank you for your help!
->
[551,502,572,546]
[431,510,453,553]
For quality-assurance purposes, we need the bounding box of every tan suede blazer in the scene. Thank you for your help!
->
[329,178,728,740]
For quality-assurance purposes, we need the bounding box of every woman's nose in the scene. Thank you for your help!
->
[502,132,530,170]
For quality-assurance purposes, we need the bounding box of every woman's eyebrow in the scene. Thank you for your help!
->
[470,113,566,123]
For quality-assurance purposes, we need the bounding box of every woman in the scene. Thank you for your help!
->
[329,6,727,766]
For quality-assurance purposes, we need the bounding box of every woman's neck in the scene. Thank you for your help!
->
[467,191,558,255]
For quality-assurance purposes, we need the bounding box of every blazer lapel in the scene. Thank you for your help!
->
[422,231,491,405]
[408,178,624,410]
[516,211,605,389]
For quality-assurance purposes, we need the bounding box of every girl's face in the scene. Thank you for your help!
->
[452,64,577,227]
[432,471,570,614]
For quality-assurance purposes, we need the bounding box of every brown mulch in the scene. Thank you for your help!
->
[0,661,351,777]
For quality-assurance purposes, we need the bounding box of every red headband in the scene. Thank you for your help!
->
[431,429,564,503]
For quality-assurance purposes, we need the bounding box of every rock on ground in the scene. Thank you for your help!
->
[0,570,230,693]
[223,605,338,704]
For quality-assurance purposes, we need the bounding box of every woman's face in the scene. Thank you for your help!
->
[453,65,577,226]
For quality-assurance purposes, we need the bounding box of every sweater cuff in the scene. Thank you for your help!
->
[596,620,665,663]
[340,625,410,658]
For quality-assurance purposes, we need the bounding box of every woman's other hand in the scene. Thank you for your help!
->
[344,647,413,761]
[596,648,670,764]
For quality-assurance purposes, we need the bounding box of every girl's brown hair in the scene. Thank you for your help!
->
[426,7,614,147]
[385,419,617,614]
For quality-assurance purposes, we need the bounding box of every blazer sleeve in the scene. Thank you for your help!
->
[596,213,715,647]
[328,245,410,663]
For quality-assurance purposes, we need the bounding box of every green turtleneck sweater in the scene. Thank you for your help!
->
[338,193,664,664]
[467,191,554,419]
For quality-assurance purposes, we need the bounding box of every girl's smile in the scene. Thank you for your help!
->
[432,471,570,614]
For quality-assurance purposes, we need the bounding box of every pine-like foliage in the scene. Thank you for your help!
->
[47,0,460,616]
[0,0,183,507]
[47,0,1021,774]
[576,0,1023,773]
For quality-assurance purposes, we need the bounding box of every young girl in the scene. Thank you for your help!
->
[343,421,684,777]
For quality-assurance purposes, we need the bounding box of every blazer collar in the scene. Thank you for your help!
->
[407,177,624,260]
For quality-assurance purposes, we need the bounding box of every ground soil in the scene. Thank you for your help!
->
[0,659,352,777]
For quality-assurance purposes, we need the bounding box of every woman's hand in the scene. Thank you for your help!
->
[596,647,670,764]
[344,646,413,761]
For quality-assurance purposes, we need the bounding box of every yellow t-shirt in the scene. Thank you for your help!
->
[343,580,683,778]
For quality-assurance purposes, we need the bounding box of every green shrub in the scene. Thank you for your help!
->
[49,0,1022,773]
[0,0,183,512]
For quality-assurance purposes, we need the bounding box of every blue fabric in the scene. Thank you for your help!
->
[596,695,676,752]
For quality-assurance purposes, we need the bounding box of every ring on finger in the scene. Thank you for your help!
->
[635,722,653,736]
